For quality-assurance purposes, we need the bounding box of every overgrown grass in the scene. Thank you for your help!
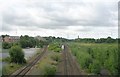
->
[48,43,62,52]
[2,57,11,63]
[29,48,61,76]
[2,63,24,75]
[2,57,26,75]
[2,48,42,75]
[69,42,118,75]
[51,53,61,62]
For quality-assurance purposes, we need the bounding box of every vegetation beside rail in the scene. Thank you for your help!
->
[2,35,48,49]
[48,43,62,52]
[69,43,118,75]
[2,63,24,75]
[2,46,42,75]
[29,43,61,76]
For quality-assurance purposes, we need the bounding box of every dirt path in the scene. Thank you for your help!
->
[56,44,83,75]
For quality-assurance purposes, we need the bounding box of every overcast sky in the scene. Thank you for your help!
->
[0,0,119,39]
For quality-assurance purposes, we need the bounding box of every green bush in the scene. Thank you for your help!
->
[2,42,12,49]
[104,52,118,75]
[77,52,92,69]
[89,60,101,74]
[69,43,118,75]
[51,54,60,62]
[54,48,61,52]
[9,45,26,64]
[48,43,61,52]
[43,64,56,76]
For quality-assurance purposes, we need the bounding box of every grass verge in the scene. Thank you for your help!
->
[28,48,61,76]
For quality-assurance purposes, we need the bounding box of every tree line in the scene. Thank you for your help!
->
[74,37,119,43]
[2,35,119,49]
[2,35,48,49]
[2,35,49,64]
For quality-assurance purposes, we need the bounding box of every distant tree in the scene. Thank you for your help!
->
[1,34,9,38]
[2,42,11,49]
[106,37,114,43]
[28,37,36,47]
[12,42,20,46]
[9,45,26,64]
[20,35,45,48]
[1,34,9,41]
[1,35,5,39]
[19,38,27,48]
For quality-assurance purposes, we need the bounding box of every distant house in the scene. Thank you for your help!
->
[3,36,9,42]
[34,36,46,41]
[4,36,20,43]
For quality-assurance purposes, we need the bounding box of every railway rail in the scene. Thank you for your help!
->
[63,44,81,75]
[10,46,48,77]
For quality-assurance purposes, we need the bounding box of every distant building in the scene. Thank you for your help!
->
[4,36,20,43]
[4,36,10,42]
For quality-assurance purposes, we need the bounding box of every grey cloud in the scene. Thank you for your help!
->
[2,23,13,31]
[1,0,118,32]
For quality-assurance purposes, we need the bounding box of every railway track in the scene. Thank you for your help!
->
[63,44,81,75]
[10,46,48,77]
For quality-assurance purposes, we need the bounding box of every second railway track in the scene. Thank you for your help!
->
[63,44,81,75]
